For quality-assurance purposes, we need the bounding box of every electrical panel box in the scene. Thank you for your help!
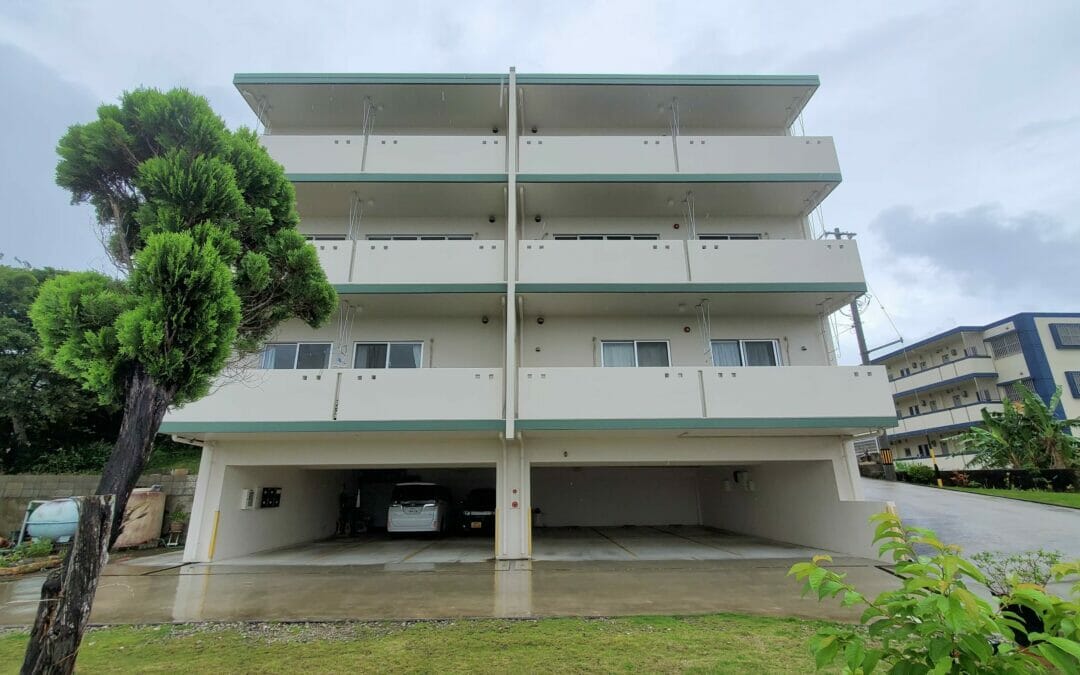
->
[240,489,256,510]
[260,487,282,509]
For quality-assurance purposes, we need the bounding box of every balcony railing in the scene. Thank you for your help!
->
[261,134,506,174]
[516,366,895,431]
[890,402,1005,437]
[517,239,864,288]
[161,368,504,430]
[517,135,839,176]
[888,356,996,395]
[311,239,505,287]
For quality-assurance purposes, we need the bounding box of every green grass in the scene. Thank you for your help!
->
[948,487,1080,508]
[142,445,202,475]
[0,614,831,674]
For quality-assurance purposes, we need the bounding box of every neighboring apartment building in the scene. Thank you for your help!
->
[161,70,897,563]
[873,313,1080,467]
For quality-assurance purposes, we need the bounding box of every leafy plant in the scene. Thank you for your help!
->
[789,512,1080,673]
[971,550,1064,597]
[169,508,189,524]
[954,385,1080,470]
[951,472,971,487]
[0,539,55,567]
[898,463,936,484]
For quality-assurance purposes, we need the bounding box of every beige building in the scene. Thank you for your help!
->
[873,313,1080,469]
[162,70,898,563]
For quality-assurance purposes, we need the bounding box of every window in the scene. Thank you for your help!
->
[1002,379,1035,402]
[697,234,762,240]
[304,234,347,241]
[366,235,472,241]
[260,343,331,369]
[950,349,958,356]
[908,405,921,416]
[987,332,1023,358]
[952,395,962,407]
[904,448,912,458]
[939,440,949,455]
[354,342,423,368]
[1066,372,1080,398]
[941,355,950,364]
[1050,323,1080,348]
[552,234,659,240]
[899,367,911,377]
[964,346,980,357]
[917,443,930,457]
[709,339,781,367]
[601,341,670,367]
[929,400,939,412]
[919,361,927,369]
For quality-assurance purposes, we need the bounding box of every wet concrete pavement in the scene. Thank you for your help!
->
[861,478,1080,557]
[0,527,896,626]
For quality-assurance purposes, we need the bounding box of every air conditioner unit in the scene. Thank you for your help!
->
[240,488,256,510]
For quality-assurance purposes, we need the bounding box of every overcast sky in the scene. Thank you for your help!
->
[1,1,1077,362]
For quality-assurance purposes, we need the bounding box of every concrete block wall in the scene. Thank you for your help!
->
[0,473,198,540]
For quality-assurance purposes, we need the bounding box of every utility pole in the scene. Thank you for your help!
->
[850,297,870,366]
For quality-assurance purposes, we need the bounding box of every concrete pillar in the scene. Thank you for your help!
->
[496,438,530,560]
[183,443,226,563]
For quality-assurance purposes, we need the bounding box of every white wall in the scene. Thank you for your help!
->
[211,466,342,561]
[1035,317,1080,420]
[532,466,701,527]
[698,461,886,559]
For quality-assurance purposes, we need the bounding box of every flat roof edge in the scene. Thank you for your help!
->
[234,73,508,86]
[517,74,820,87]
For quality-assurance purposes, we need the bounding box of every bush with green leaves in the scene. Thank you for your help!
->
[953,385,1080,469]
[972,550,1064,598]
[0,539,55,567]
[897,462,937,484]
[789,512,1080,673]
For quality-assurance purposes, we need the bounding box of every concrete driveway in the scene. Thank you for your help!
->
[861,478,1080,558]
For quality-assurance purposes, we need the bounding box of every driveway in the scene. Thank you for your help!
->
[861,478,1080,558]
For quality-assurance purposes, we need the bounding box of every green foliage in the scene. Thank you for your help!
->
[0,265,122,472]
[35,87,335,406]
[897,463,936,484]
[0,539,55,567]
[953,385,1080,470]
[789,512,1080,673]
[169,508,189,524]
[972,550,1064,597]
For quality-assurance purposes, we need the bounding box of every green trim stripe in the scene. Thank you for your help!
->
[516,173,841,183]
[516,282,866,294]
[334,283,506,294]
[235,73,507,86]
[287,173,507,183]
[517,417,898,431]
[517,74,820,87]
[160,420,504,433]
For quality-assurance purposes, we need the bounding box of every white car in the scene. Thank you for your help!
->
[386,482,451,534]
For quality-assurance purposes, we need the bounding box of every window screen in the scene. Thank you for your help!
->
[261,344,297,369]
[1066,372,1080,398]
[601,341,670,367]
[601,342,636,367]
[1050,323,1080,348]
[388,343,422,368]
[711,340,742,366]
[987,332,1022,358]
[743,341,779,366]
[635,342,670,367]
[354,342,423,368]
[296,343,331,369]
[260,343,330,369]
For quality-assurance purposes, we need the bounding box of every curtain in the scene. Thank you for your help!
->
[635,341,670,367]
[261,344,297,369]
[710,340,742,366]
[743,341,778,366]
[388,343,422,368]
[602,342,636,367]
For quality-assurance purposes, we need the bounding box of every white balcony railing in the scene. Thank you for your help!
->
[164,368,504,426]
[261,134,506,174]
[517,135,839,175]
[889,356,997,396]
[311,240,505,286]
[891,403,1005,437]
[518,239,864,287]
[517,366,895,429]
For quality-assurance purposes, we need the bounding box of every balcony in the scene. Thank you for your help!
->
[261,134,506,176]
[889,356,998,396]
[517,135,839,178]
[311,239,505,290]
[516,366,895,433]
[889,402,1005,438]
[160,368,504,433]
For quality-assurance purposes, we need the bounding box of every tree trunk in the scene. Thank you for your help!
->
[21,368,174,674]
[20,496,114,675]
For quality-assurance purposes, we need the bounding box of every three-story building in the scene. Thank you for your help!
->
[163,70,897,562]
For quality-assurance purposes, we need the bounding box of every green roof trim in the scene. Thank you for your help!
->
[517,416,897,431]
[516,282,866,294]
[235,73,507,86]
[516,173,841,184]
[334,283,506,294]
[287,173,508,183]
[517,74,820,87]
[160,419,504,433]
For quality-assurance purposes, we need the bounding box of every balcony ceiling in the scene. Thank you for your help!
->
[520,180,838,217]
[294,182,506,218]
[519,290,855,318]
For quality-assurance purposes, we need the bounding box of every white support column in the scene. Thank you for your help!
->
[496,437,530,559]
[504,67,519,441]
[182,443,226,563]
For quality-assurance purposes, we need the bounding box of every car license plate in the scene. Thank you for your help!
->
[405,507,420,514]
[470,521,483,529]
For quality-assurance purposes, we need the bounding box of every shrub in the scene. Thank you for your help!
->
[952,471,971,487]
[972,550,1064,597]
[789,512,1080,672]
[0,538,55,567]
[899,463,937,484]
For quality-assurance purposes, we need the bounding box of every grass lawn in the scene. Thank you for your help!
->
[948,486,1080,509]
[0,614,831,674]
[142,445,202,475]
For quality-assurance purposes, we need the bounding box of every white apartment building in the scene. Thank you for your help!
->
[873,313,1080,468]
[162,71,898,563]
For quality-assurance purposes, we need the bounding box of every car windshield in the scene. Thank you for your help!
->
[391,484,440,503]
[464,489,496,510]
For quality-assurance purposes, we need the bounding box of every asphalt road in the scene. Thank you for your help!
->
[861,478,1080,558]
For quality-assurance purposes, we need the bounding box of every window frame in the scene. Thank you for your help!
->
[987,331,1023,359]
[600,340,672,368]
[260,342,333,370]
[697,233,762,240]
[1066,371,1080,398]
[352,341,426,369]
[365,234,473,241]
[1049,323,1080,349]
[708,338,783,367]
[552,234,659,241]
